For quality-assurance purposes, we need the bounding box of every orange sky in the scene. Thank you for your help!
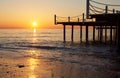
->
[0,0,86,29]
[0,0,119,29]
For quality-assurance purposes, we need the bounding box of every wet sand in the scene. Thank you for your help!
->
[0,50,120,78]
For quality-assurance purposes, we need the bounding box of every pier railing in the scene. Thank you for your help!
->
[89,0,120,15]
[55,0,120,24]
[54,13,95,25]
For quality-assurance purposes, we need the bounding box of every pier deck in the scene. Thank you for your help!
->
[57,21,117,26]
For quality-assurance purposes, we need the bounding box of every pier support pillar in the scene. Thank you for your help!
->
[71,25,74,42]
[105,26,107,44]
[80,25,82,42]
[115,26,117,45]
[93,26,95,42]
[117,20,120,52]
[110,26,113,44]
[86,25,88,43]
[98,26,100,41]
[63,25,66,42]
[100,26,103,43]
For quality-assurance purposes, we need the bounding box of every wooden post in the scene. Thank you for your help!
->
[115,26,117,45]
[100,26,103,43]
[78,18,80,22]
[71,25,74,42]
[80,25,82,42]
[82,13,85,23]
[98,26,100,41]
[105,5,108,14]
[86,0,90,18]
[86,25,88,43]
[63,25,66,42]
[117,20,120,52]
[68,17,70,22]
[113,9,115,14]
[100,26,102,42]
[113,27,115,44]
[105,26,107,44]
[110,26,112,44]
[54,15,57,25]
[113,26,116,45]
[93,26,95,42]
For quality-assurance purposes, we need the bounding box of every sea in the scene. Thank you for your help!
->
[0,29,119,78]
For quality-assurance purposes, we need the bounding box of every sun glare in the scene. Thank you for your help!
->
[32,22,37,27]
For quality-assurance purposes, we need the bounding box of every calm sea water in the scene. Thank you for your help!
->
[0,29,119,78]
[0,29,116,52]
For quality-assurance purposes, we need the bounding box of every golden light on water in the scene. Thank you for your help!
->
[28,58,37,78]
[33,28,36,33]
[29,50,39,69]
[30,50,36,55]
[29,75,36,78]
[33,28,37,44]
[32,21,37,35]
[28,50,39,78]
[29,58,36,70]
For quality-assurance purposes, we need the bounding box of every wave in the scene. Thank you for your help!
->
[22,45,73,50]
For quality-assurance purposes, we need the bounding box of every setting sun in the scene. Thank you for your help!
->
[32,22,37,27]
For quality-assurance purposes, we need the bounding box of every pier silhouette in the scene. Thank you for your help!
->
[54,0,120,51]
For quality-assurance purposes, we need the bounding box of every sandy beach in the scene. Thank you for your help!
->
[0,49,119,78]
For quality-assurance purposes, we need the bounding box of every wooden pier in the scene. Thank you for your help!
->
[55,14,120,42]
[54,0,120,51]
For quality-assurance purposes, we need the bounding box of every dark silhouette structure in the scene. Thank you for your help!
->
[54,0,120,51]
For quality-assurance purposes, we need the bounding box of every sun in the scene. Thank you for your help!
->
[32,22,37,27]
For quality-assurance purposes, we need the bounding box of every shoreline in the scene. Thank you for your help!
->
[0,50,119,78]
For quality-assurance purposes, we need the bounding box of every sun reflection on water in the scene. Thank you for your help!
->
[29,75,36,78]
[33,28,37,36]
[30,50,35,55]
[29,58,36,70]
[32,28,37,44]
[33,28,36,33]
[28,50,38,78]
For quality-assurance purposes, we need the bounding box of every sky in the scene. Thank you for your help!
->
[0,0,120,29]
